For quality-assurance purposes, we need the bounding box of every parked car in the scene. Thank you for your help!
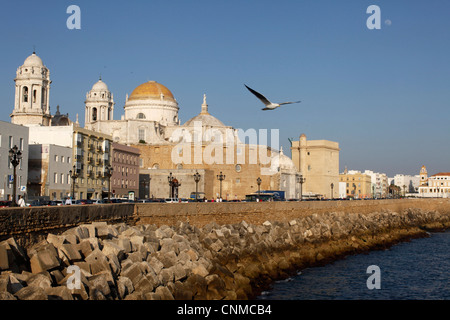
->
[164,198,179,203]
[0,201,11,208]
[92,199,105,204]
[74,199,93,205]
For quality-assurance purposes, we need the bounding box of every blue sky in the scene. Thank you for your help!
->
[0,0,449,176]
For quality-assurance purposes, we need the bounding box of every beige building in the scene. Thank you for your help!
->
[28,125,113,200]
[290,134,340,199]
[339,170,372,199]
[418,165,450,198]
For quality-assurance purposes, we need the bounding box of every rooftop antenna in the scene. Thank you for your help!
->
[33,45,36,54]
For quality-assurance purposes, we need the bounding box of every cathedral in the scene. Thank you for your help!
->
[11,52,338,201]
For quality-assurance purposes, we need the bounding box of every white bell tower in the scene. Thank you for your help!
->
[10,52,52,126]
[84,78,114,130]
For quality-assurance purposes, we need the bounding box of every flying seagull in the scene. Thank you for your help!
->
[245,84,301,110]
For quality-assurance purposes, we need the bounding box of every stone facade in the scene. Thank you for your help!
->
[290,134,340,199]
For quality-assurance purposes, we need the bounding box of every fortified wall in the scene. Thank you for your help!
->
[1,199,450,248]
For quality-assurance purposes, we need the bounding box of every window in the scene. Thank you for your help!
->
[61,156,65,163]
[61,174,64,184]
[138,128,145,141]
[67,157,71,163]
[23,87,28,102]
[9,136,13,148]
[54,173,58,183]
[137,113,146,119]
[19,138,23,151]
[55,155,58,162]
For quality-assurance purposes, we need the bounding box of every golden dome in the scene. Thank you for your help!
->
[128,81,175,101]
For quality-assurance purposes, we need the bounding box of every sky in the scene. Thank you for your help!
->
[0,0,449,177]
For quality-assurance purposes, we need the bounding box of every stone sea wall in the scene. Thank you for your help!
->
[1,207,449,300]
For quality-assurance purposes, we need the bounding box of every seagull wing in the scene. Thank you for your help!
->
[279,101,301,106]
[245,85,272,106]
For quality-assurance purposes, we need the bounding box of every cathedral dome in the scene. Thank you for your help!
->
[91,79,109,91]
[23,52,44,67]
[183,94,226,128]
[128,81,175,102]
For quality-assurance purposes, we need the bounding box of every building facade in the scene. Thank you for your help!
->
[290,134,340,199]
[417,166,450,198]
[339,170,372,199]
[28,144,72,200]
[111,143,140,199]
[363,170,389,198]
[0,121,29,202]
[28,125,113,200]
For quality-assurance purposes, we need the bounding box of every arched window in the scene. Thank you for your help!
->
[23,86,28,102]
[92,108,97,121]
[137,113,146,119]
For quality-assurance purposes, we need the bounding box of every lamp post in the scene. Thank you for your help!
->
[330,182,334,200]
[104,164,113,202]
[256,177,262,202]
[216,171,225,200]
[8,145,22,207]
[298,174,306,201]
[69,165,78,200]
[168,172,174,198]
[193,171,201,202]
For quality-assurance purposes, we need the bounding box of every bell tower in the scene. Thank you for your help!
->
[10,52,52,126]
[419,165,428,186]
[84,78,114,130]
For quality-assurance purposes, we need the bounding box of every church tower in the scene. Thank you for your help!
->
[84,78,115,130]
[10,52,52,126]
[419,165,428,186]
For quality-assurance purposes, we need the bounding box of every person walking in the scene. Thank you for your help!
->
[18,195,26,207]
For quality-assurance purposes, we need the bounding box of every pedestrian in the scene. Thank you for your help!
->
[65,197,72,205]
[18,195,26,207]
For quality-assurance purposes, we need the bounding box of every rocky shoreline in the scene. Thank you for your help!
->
[1,208,449,300]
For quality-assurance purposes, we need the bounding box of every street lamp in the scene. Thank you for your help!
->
[330,183,334,200]
[8,145,22,207]
[298,174,306,201]
[168,172,174,198]
[193,171,201,202]
[69,165,78,200]
[256,177,262,201]
[104,164,113,202]
[216,171,225,200]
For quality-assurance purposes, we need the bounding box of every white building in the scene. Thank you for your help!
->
[363,170,388,198]
[85,80,181,145]
[392,174,420,194]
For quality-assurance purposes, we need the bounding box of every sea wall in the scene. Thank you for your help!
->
[2,199,449,249]
[1,204,449,300]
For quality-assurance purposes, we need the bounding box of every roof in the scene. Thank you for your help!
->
[431,173,450,177]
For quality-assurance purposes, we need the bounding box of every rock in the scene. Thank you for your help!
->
[26,272,52,289]
[117,276,134,299]
[84,249,111,275]
[121,263,144,286]
[59,244,83,262]
[45,286,74,300]
[29,245,60,274]
[102,241,125,261]
[155,285,174,300]
[14,286,48,300]
[87,272,112,298]
[0,291,16,300]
